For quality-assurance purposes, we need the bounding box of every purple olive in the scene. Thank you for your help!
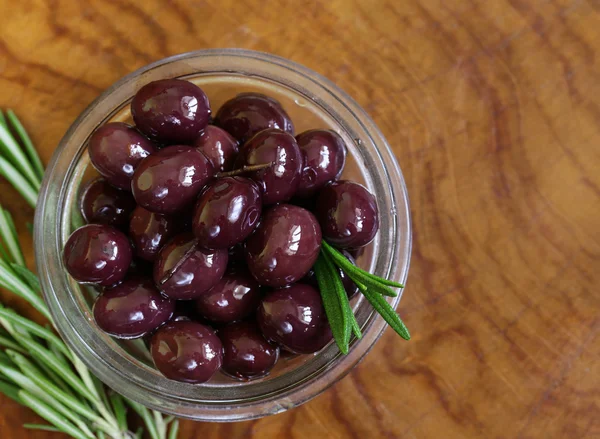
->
[192,177,262,249]
[236,128,302,205]
[63,224,132,286]
[88,122,156,190]
[93,277,175,339]
[215,93,294,143]
[295,129,346,197]
[193,125,239,172]
[128,206,180,262]
[142,301,200,351]
[219,321,279,380]
[194,271,262,324]
[315,181,379,248]
[245,204,321,287]
[153,233,228,300]
[79,178,136,227]
[131,146,214,214]
[132,79,211,144]
[150,321,222,384]
[257,284,332,354]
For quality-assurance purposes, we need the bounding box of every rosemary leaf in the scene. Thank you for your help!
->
[0,333,28,354]
[314,253,349,354]
[349,308,363,340]
[47,333,74,366]
[0,208,26,266]
[70,353,102,401]
[16,336,98,403]
[0,306,71,358]
[322,241,400,297]
[109,392,129,432]
[0,156,38,208]
[0,240,9,262]
[322,251,362,340]
[0,122,41,189]
[0,347,14,364]
[6,350,102,423]
[126,400,161,439]
[358,283,410,340]
[353,271,404,289]
[0,317,17,342]
[0,358,98,439]
[322,241,404,287]
[0,259,51,320]
[4,208,18,241]
[0,378,23,404]
[9,263,41,293]
[345,270,398,297]
[6,110,45,180]
[0,363,56,406]
[168,419,180,439]
[154,409,167,439]
[94,376,112,413]
[23,423,62,433]
[34,354,76,398]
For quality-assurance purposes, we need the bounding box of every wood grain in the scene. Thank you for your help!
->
[0,0,599,437]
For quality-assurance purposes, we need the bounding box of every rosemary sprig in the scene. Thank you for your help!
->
[314,251,363,354]
[318,240,410,353]
[4,111,45,181]
[0,109,179,439]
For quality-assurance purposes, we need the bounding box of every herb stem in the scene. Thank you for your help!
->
[215,162,273,177]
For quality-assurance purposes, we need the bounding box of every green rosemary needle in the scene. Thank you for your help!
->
[317,240,410,352]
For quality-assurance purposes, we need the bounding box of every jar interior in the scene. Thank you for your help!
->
[66,72,377,389]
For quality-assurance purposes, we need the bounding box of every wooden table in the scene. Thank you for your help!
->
[0,0,598,437]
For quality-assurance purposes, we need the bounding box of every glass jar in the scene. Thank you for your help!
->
[34,49,411,421]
